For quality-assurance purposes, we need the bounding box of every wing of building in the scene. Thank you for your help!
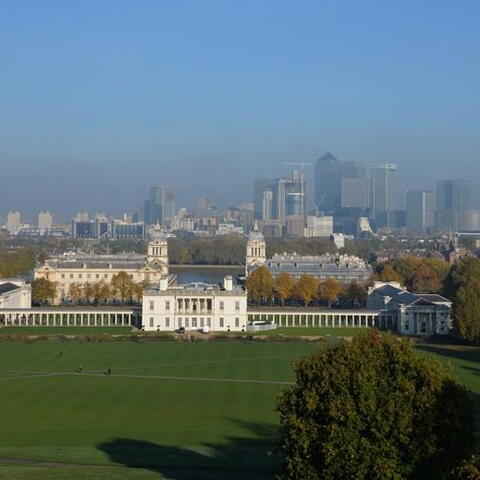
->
[0,279,31,309]
[35,235,169,303]
[367,281,452,335]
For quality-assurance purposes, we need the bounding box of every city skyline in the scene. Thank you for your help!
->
[1,1,479,217]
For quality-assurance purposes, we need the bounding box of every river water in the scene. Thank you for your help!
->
[170,266,244,285]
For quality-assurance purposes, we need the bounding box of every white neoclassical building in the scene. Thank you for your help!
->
[142,276,248,332]
[35,229,169,303]
[367,282,452,336]
[0,279,31,309]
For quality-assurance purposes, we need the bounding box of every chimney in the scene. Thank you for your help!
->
[159,277,169,291]
[223,275,233,291]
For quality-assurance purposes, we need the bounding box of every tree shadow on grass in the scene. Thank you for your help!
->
[98,419,281,480]
[416,344,480,364]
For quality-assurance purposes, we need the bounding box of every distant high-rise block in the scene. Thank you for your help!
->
[341,178,374,210]
[38,211,53,233]
[406,191,436,232]
[144,185,176,225]
[314,152,340,211]
[368,163,397,226]
[6,211,21,235]
[253,179,272,220]
[196,197,217,218]
[436,179,472,231]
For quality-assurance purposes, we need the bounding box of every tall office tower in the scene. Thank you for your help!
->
[6,210,21,235]
[406,191,437,232]
[341,178,374,210]
[262,189,273,222]
[436,180,472,231]
[144,185,176,225]
[286,169,307,220]
[196,197,217,218]
[38,211,53,232]
[368,163,398,226]
[314,152,340,211]
[253,179,272,220]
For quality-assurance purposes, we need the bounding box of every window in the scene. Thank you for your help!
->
[185,318,189,328]
[200,318,204,327]
[104,274,108,279]
[405,320,410,331]
[61,274,65,279]
[165,301,170,311]
[149,300,154,311]
[96,274,99,279]
[165,317,170,328]
[178,317,183,327]
[70,274,74,279]
[219,318,224,328]
[192,318,197,328]
[78,274,82,279]
[235,301,240,311]
[207,318,211,327]
[219,301,224,311]
[235,318,239,328]
[149,318,154,327]
[87,274,91,279]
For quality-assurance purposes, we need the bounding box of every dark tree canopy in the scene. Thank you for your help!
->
[444,257,480,342]
[277,332,474,480]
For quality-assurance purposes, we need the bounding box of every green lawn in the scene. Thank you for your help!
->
[0,340,479,479]
[0,341,319,479]
[0,327,133,335]
[255,327,369,337]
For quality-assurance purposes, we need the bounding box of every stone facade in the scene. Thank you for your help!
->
[35,237,168,303]
[142,276,247,332]
[367,282,452,336]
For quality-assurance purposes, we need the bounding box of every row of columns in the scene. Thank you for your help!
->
[0,312,140,327]
[248,313,379,328]
[177,298,213,314]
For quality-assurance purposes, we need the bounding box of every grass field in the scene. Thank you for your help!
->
[0,340,478,479]
[0,341,320,479]
[255,327,369,337]
[0,327,133,335]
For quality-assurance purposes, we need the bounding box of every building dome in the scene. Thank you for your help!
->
[248,223,264,243]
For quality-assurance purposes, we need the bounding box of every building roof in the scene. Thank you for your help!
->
[0,283,20,295]
[373,284,406,297]
[248,223,265,243]
[146,282,245,296]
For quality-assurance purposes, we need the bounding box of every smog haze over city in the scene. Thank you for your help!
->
[1,0,479,219]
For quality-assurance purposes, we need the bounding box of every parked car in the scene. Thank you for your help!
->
[176,326,186,334]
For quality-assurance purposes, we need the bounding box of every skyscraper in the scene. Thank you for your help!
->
[368,163,397,226]
[144,185,176,225]
[6,211,21,235]
[38,211,53,233]
[314,152,340,212]
[406,191,436,232]
[196,197,217,218]
[436,180,472,231]
[253,179,272,220]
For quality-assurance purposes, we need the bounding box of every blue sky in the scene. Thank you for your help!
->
[1,0,479,219]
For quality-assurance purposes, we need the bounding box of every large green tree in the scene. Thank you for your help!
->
[246,266,275,305]
[444,257,480,342]
[276,272,295,305]
[294,275,319,306]
[277,331,474,480]
[31,278,56,305]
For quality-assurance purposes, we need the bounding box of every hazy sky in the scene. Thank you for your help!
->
[1,0,479,220]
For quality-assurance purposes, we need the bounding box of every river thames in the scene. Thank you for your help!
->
[170,265,244,285]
